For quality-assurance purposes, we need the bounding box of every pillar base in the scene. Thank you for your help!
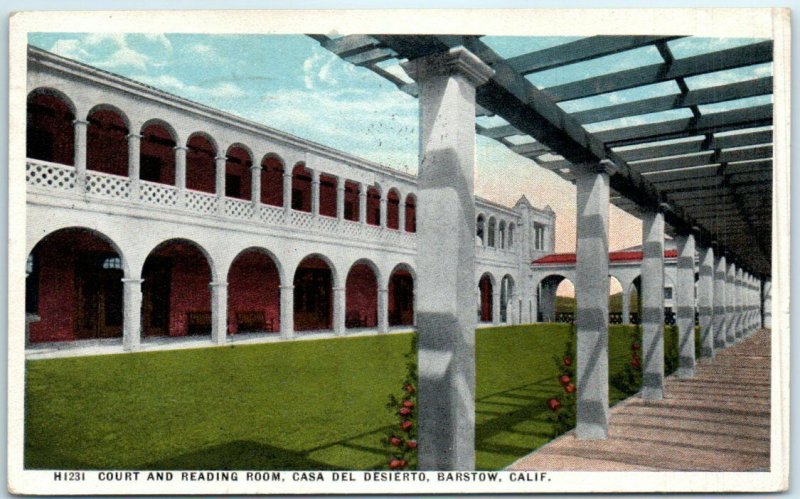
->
[640,387,663,400]
[675,367,694,379]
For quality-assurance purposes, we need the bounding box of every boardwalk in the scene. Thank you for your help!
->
[508,328,771,472]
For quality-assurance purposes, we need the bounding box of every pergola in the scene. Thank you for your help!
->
[310,34,773,470]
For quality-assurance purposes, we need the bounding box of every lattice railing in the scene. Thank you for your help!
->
[291,210,314,229]
[185,190,218,215]
[260,204,285,225]
[317,216,339,233]
[86,171,131,200]
[139,180,177,207]
[26,160,77,191]
[225,198,255,220]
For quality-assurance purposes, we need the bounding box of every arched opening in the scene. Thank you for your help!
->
[27,228,124,342]
[387,189,400,230]
[500,274,514,323]
[228,249,281,334]
[291,163,312,212]
[478,273,494,323]
[319,174,338,218]
[87,106,129,176]
[537,275,574,323]
[609,275,624,324]
[225,144,252,200]
[26,89,75,165]
[141,240,212,337]
[293,256,333,331]
[186,133,217,193]
[345,261,378,329]
[476,214,485,245]
[664,274,675,325]
[367,186,381,226]
[260,154,284,207]
[488,217,496,247]
[389,265,414,326]
[499,220,506,249]
[508,223,514,248]
[629,277,642,324]
[404,194,416,233]
[344,181,360,222]
[140,121,177,185]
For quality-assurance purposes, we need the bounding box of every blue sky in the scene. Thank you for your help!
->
[27,33,771,255]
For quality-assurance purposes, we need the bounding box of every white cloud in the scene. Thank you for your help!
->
[100,47,151,71]
[49,39,91,60]
[135,74,245,100]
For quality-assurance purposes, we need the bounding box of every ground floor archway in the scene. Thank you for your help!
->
[345,261,378,329]
[228,249,281,334]
[293,256,333,331]
[478,273,494,323]
[388,265,414,327]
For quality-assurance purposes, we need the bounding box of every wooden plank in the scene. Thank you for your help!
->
[506,35,680,74]
[543,41,773,103]
[615,130,772,162]
[633,153,715,173]
[572,77,773,124]
[719,145,772,163]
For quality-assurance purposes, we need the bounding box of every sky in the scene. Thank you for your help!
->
[27,32,771,262]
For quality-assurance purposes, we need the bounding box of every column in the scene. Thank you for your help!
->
[210,281,228,345]
[127,133,142,199]
[73,119,88,192]
[763,279,771,328]
[401,47,492,469]
[333,286,346,336]
[283,171,293,218]
[250,164,262,206]
[640,207,665,399]
[725,262,736,345]
[215,155,227,214]
[675,233,696,378]
[697,245,715,358]
[573,162,612,439]
[735,268,743,340]
[358,183,367,225]
[122,278,144,351]
[713,255,727,349]
[174,146,187,206]
[378,287,389,333]
[280,285,294,339]
[380,192,388,229]
[399,198,407,233]
[311,169,320,217]
[621,289,631,325]
[336,180,345,221]
[492,286,501,326]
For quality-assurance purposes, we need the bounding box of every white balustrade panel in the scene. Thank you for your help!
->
[139,180,177,207]
[26,160,77,191]
[185,190,218,215]
[225,198,255,220]
[86,171,131,200]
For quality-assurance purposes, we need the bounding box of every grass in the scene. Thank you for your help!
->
[25,324,690,471]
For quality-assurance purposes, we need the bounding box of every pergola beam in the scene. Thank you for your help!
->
[615,130,772,162]
[633,145,772,173]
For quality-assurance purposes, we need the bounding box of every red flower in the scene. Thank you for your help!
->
[559,375,571,385]
[631,358,641,369]
[406,440,417,449]
[405,383,416,394]
[398,460,408,469]
[390,436,402,447]
[563,356,573,367]
[547,398,561,411]
[389,459,403,469]
[401,420,413,432]
[564,383,576,394]
[399,407,412,416]
[631,342,641,351]
[402,400,415,408]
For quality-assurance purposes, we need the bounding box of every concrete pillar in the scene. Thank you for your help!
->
[215,155,227,215]
[210,281,228,345]
[573,163,611,439]
[401,47,492,469]
[713,255,727,349]
[283,172,293,217]
[675,233,696,378]
[122,278,143,351]
[311,169,320,217]
[73,119,88,191]
[763,280,771,328]
[725,262,736,345]
[250,164,262,205]
[621,288,631,325]
[336,181,345,221]
[378,287,389,333]
[492,285,501,326]
[174,146,187,206]
[280,285,294,339]
[735,268,743,340]
[399,197,407,233]
[127,133,142,200]
[380,192,388,229]
[697,245,715,359]
[333,286,346,336]
[358,183,367,225]
[640,208,665,399]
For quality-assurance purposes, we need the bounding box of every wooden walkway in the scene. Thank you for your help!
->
[508,328,771,472]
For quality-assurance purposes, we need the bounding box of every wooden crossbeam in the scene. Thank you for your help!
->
[614,130,772,162]
[632,145,772,173]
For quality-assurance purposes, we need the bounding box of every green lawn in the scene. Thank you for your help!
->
[25,324,685,471]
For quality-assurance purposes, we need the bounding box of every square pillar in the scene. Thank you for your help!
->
[697,245,715,359]
[735,268,744,340]
[640,207,665,400]
[127,133,142,199]
[378,287,389,333]
[283,172,293,218]
[333,286,346,336]
[251,164,262,206]
[725,262,736,345]
[336,180,345,221]
[492,287,501,326]
[399,197,407,233]
[311,169,321,217]
[379,193,388,229]
[675,233,696,378]
[401,47,493,470]
[73,119,88,192]
[174,146,187,205]
[215,155,227,214]
[713,255,727,349]
[358,183,367,225]
[574,162,612,439]
[280,285,294,339]
[210,281,228,345]
[122,278,143,351]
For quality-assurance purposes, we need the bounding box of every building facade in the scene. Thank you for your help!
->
[24,46,555,353]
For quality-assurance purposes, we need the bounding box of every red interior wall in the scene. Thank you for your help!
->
[261,156,284,206]
[225,147,252,200]
[480,277,493,322]
[292,165,312,212]
[227,252,281,333]
[367,188,380,226]
[344,182,360,221]
[186,135,216,193]
[27,93,75,165]
[387,191,400,229]
[319,175,337,217]
[345,264,377,328]
[405,197,416,233]
[86,109,128,176]
[140,124,176,185]
[164,245,211,336]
